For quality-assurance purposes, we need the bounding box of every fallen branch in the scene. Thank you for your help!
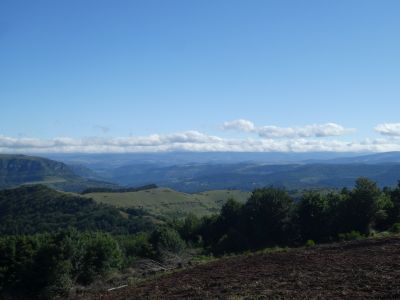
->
[108,285,128,292]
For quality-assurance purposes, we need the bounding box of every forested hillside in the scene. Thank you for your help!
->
[0,185,154,234]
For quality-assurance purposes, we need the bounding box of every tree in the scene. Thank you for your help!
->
[325,192,347,238]
[342,178,381,234]
[175,213,201,243]
[296,192,329,242]
[384,181,400,227]
[243,188,294,248]
[218,199,244,236]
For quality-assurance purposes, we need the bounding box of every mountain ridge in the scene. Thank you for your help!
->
[0,154,119,192]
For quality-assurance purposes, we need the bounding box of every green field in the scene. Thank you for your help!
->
[84,188,251,218]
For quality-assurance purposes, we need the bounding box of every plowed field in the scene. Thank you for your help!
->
[82,236,400,299]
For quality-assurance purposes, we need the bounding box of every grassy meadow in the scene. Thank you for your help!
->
[84,187,251,218]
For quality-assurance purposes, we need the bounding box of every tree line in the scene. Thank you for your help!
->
[173,177,400,255]
[80,184,158,194]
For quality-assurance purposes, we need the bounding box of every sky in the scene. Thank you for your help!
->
[1,0,400,153]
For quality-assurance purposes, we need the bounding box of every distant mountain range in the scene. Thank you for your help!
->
[0,154,119,192]
[43,151,400,192]
[98,161,400,192]
[312,151,400,164]
[2,152,400,193]
[45,151,366,168]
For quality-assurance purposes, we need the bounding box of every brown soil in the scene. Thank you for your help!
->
[81,236,400,299]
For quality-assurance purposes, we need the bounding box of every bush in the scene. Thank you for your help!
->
[305,239,316,247]
[78,233,123,284]
[150,227,186,256]
[175,213,201,244]
[117,233,154,266]
[338,231,364,241]
[389,223,400,233]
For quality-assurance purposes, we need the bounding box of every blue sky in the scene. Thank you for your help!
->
[1,1,400,153]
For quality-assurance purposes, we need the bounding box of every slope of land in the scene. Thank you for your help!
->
[85,236,400,299]
[0,185,154,234]
[84,188,251,218]
[0,154,119,192]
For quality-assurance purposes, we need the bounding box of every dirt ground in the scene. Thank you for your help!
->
[80,236,400,299]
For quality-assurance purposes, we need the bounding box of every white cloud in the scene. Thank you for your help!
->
[221,119,355,138]
[222,119,255,132]
[0,131,223,153]
[374,123,400,137]
[3,121,400,153]
[0,132,399,153]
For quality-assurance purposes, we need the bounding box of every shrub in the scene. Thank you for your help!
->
[389,223,400,233]
[150,227,185,256]
[78,233,123,284]
[338,231,364,241]
[117,233,154,266]
[305,239,316,247]
[175,213,201,244]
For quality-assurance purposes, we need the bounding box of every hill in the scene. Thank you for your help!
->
[92,162,400,192]
[85,236,400,299]
[0,185,154,234]
[0,154,119,192]
[84,188,251,218]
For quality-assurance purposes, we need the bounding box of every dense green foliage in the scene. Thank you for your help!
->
[180,178,400,255]
[0,185,154,235]
[0,185,186,299]
[0,230,154,299]
[149,227,186,255]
